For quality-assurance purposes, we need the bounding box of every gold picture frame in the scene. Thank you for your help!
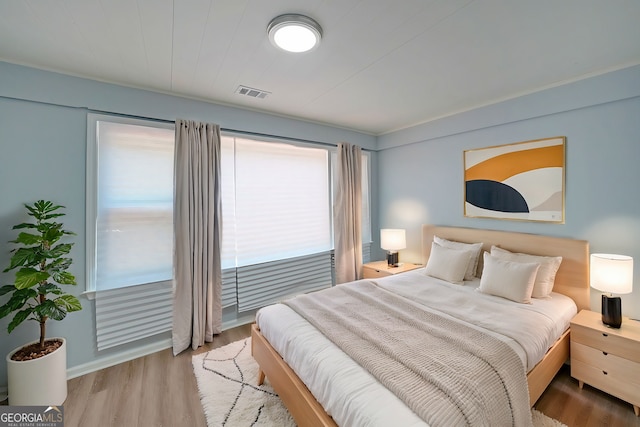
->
[464,137,565,223]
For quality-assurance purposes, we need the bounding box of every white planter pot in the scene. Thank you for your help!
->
[6,337,67,406]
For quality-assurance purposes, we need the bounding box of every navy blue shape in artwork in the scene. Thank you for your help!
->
[465,180,529,213]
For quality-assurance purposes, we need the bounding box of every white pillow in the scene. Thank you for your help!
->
[433,236,483,280]
[490,246,562,298]
[424,242,474,284]
[478,252,540,304]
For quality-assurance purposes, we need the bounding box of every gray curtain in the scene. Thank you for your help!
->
[172,119,222,355]
[334,142,363,284]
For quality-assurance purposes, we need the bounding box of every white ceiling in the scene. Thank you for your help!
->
[1,0,639,135]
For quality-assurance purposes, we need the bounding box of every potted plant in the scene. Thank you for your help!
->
[0,200,82,405]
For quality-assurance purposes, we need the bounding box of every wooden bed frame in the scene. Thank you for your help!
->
[251,225,590,426]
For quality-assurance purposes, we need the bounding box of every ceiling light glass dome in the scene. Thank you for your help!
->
[268,14,322,53]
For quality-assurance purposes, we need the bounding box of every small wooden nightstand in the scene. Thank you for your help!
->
[362,260,421,279]
[570,309,640,416]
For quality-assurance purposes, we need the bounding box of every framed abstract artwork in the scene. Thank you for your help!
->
[464,137,565,223]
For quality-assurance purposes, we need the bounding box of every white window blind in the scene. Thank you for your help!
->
[360,153,372,244]
[362,242,372,264]
[95,281,172,350]
[220,136,333,310]
[237,252,333,311]
[222,136,332,266]
[95,121,175,291]
[87,114,175,351]
[220,138,237,270]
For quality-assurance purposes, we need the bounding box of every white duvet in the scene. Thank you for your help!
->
[255,269,577,427]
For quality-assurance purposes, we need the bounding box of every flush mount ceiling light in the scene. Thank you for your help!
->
[267,14,322,53]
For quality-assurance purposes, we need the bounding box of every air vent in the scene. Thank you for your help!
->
[235,85,270,99]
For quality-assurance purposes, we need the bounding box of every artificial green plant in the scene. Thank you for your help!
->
[0,200,82,348]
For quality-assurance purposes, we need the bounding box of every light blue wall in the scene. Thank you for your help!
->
[0,61,377,390]
[377,65,640,319]
[3,59,640,392]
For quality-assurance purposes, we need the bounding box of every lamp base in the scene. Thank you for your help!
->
[387,252,399,267]
[601,294,622,328]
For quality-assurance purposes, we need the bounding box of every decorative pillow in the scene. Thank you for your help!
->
[490,246,562,298]
[433,236,483,280]
[478,252,540,304]
[424,242,474,284]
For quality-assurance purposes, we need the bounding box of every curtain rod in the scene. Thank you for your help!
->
[87,108,344,147]
[89,108,354,150]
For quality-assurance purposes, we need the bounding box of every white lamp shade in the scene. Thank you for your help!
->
[381,229,406,251]
[590,253,633,294]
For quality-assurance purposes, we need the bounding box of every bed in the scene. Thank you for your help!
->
[251,225,590,426]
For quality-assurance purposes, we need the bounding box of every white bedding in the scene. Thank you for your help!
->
[255,269,577,427]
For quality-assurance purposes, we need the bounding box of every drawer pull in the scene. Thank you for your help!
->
[602,371,608,375]
[602,333,608,337]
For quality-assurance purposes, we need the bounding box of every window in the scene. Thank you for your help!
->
[360,152,373,262]
[222,136,332,267]
[87,115,372,336]
[221,135,334,311]
[87,114,175,350]
[87,115,175,293]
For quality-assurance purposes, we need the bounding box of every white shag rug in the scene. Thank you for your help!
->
[192,338,566,427]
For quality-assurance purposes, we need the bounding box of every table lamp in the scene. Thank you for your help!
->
[381,229,406,267]
[590,253,633,328]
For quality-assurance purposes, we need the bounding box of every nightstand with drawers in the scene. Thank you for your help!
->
[362,260,422,279]
[570,309,640,416]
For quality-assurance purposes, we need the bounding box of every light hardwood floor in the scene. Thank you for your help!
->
[3,324,639,426]
[535,363,640,427]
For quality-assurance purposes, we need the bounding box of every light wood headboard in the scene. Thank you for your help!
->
[422,225,590,311]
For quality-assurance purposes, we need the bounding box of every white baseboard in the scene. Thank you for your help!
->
[66,338,172,379]
[65,317,257,379]
[0,339,172,401]
[1,321,252,395]
[67,318,251,380]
